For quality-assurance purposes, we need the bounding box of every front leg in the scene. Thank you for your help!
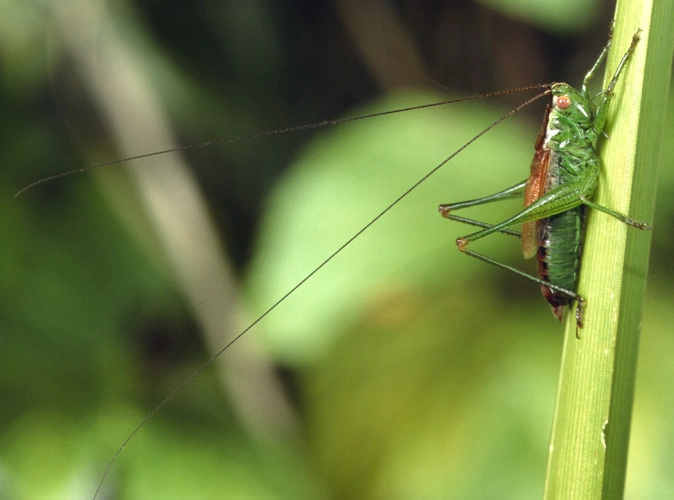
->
[591,29,642,137]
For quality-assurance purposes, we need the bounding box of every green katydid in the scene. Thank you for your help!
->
[439,28,650,331]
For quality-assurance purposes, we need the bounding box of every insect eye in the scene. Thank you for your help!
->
[555,95,572,109]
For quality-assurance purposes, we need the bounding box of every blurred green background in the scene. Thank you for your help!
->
[1,0,673,499]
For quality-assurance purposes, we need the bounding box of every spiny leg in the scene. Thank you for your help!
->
[438,212,521,237]
[581,27,640,97]
[604,29,642,95]
[590,29,642,136]
[581,27,613,96]
[438,180,526,214]
[580,196,652,230]
[455,242,585,329]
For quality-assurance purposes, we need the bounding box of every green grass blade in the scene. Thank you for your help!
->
[544,0,674,498]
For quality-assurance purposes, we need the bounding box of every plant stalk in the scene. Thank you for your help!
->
[544,0,674,498]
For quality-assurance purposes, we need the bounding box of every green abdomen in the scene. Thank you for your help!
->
[537,206,585,314]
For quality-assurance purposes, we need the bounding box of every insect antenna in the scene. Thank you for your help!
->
[15,85,548,198]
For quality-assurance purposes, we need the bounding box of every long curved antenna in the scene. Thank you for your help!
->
[15,85,548,198]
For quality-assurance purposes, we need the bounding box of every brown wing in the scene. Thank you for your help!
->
[521,147,551,259]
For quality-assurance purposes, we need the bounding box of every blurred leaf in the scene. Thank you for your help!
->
[246,90,539,363]
[476,0,601,32]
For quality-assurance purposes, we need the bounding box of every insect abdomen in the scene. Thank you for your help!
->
[537,205,585,321]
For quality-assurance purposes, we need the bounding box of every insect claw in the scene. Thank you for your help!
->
[575,297,585,339]
[632,220,652,230]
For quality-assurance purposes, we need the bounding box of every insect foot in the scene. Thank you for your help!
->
[627,218,652,230]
